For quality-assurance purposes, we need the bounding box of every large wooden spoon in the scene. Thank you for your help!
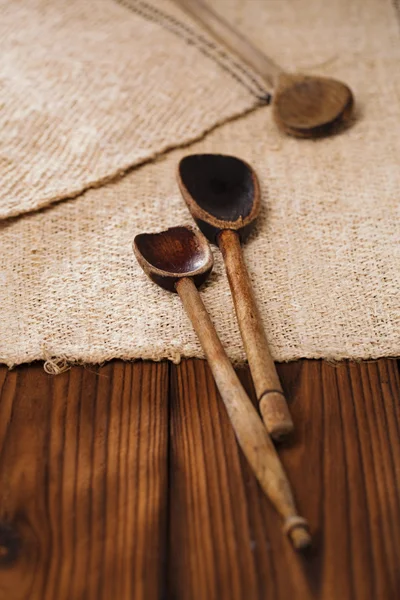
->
[177,154,293,440]
[133,225,310,549]
[175,0,354,137]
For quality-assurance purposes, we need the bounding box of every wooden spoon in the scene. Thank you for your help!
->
[177,154,293,440]
[133,225,310,549]
[174,0,354,137]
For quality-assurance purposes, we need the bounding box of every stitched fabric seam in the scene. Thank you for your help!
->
[393,0,400,31]
[113,0,271,102]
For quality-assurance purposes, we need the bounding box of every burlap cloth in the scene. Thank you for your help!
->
[0,0,266,220]
[1,0,399,369]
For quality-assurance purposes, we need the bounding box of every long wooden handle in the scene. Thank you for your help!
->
[173,0,282,89]
[218,229,293,440]
[176,277,310,549]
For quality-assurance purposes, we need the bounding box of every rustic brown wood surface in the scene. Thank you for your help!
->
[0,358,399,599]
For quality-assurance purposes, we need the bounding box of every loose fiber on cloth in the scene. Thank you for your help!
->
[1,0,400,367]
[0,0,267,220]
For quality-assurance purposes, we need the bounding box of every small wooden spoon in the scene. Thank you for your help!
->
[133,225,310,549]
[177,154,293,440]
[175,0,354,137]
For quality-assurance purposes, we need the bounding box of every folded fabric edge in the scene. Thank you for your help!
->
[0,101,265,222]
[1,349,398,373]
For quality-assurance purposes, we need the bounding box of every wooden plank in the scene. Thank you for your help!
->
[168,358,400,600]
[0,361,169,600]
[1,358,399,599]
[168,359,261,600]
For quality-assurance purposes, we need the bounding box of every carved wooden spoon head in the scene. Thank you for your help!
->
[273,73,354,138]
[177,154,260,243]
[133,225,213,292]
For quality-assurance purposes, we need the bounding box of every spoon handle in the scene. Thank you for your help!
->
[173,0,282,89]
[176,277,310,550]
[218,229,293,440]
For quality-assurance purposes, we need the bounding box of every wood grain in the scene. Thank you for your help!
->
[168,359,400,600]
[0,358,399,599]
[0,361,169,600]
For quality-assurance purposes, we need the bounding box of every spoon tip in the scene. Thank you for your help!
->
[283,516,312,551]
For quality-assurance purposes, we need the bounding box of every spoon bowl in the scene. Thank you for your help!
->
[178,154,260,243]
[273,73,354,137]
[134,225,213,292]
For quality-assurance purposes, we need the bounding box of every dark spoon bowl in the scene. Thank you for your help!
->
[133,225,213,292]
[178,154,260,243]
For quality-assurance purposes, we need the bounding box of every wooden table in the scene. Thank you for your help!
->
[0,358,399,599]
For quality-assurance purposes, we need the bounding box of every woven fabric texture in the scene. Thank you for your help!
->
[0,0,266,220]
[1,0,399,368]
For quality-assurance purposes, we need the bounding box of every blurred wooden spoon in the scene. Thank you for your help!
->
[175,0,354,137]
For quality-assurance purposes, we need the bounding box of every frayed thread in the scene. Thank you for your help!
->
[43,355,71,375]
